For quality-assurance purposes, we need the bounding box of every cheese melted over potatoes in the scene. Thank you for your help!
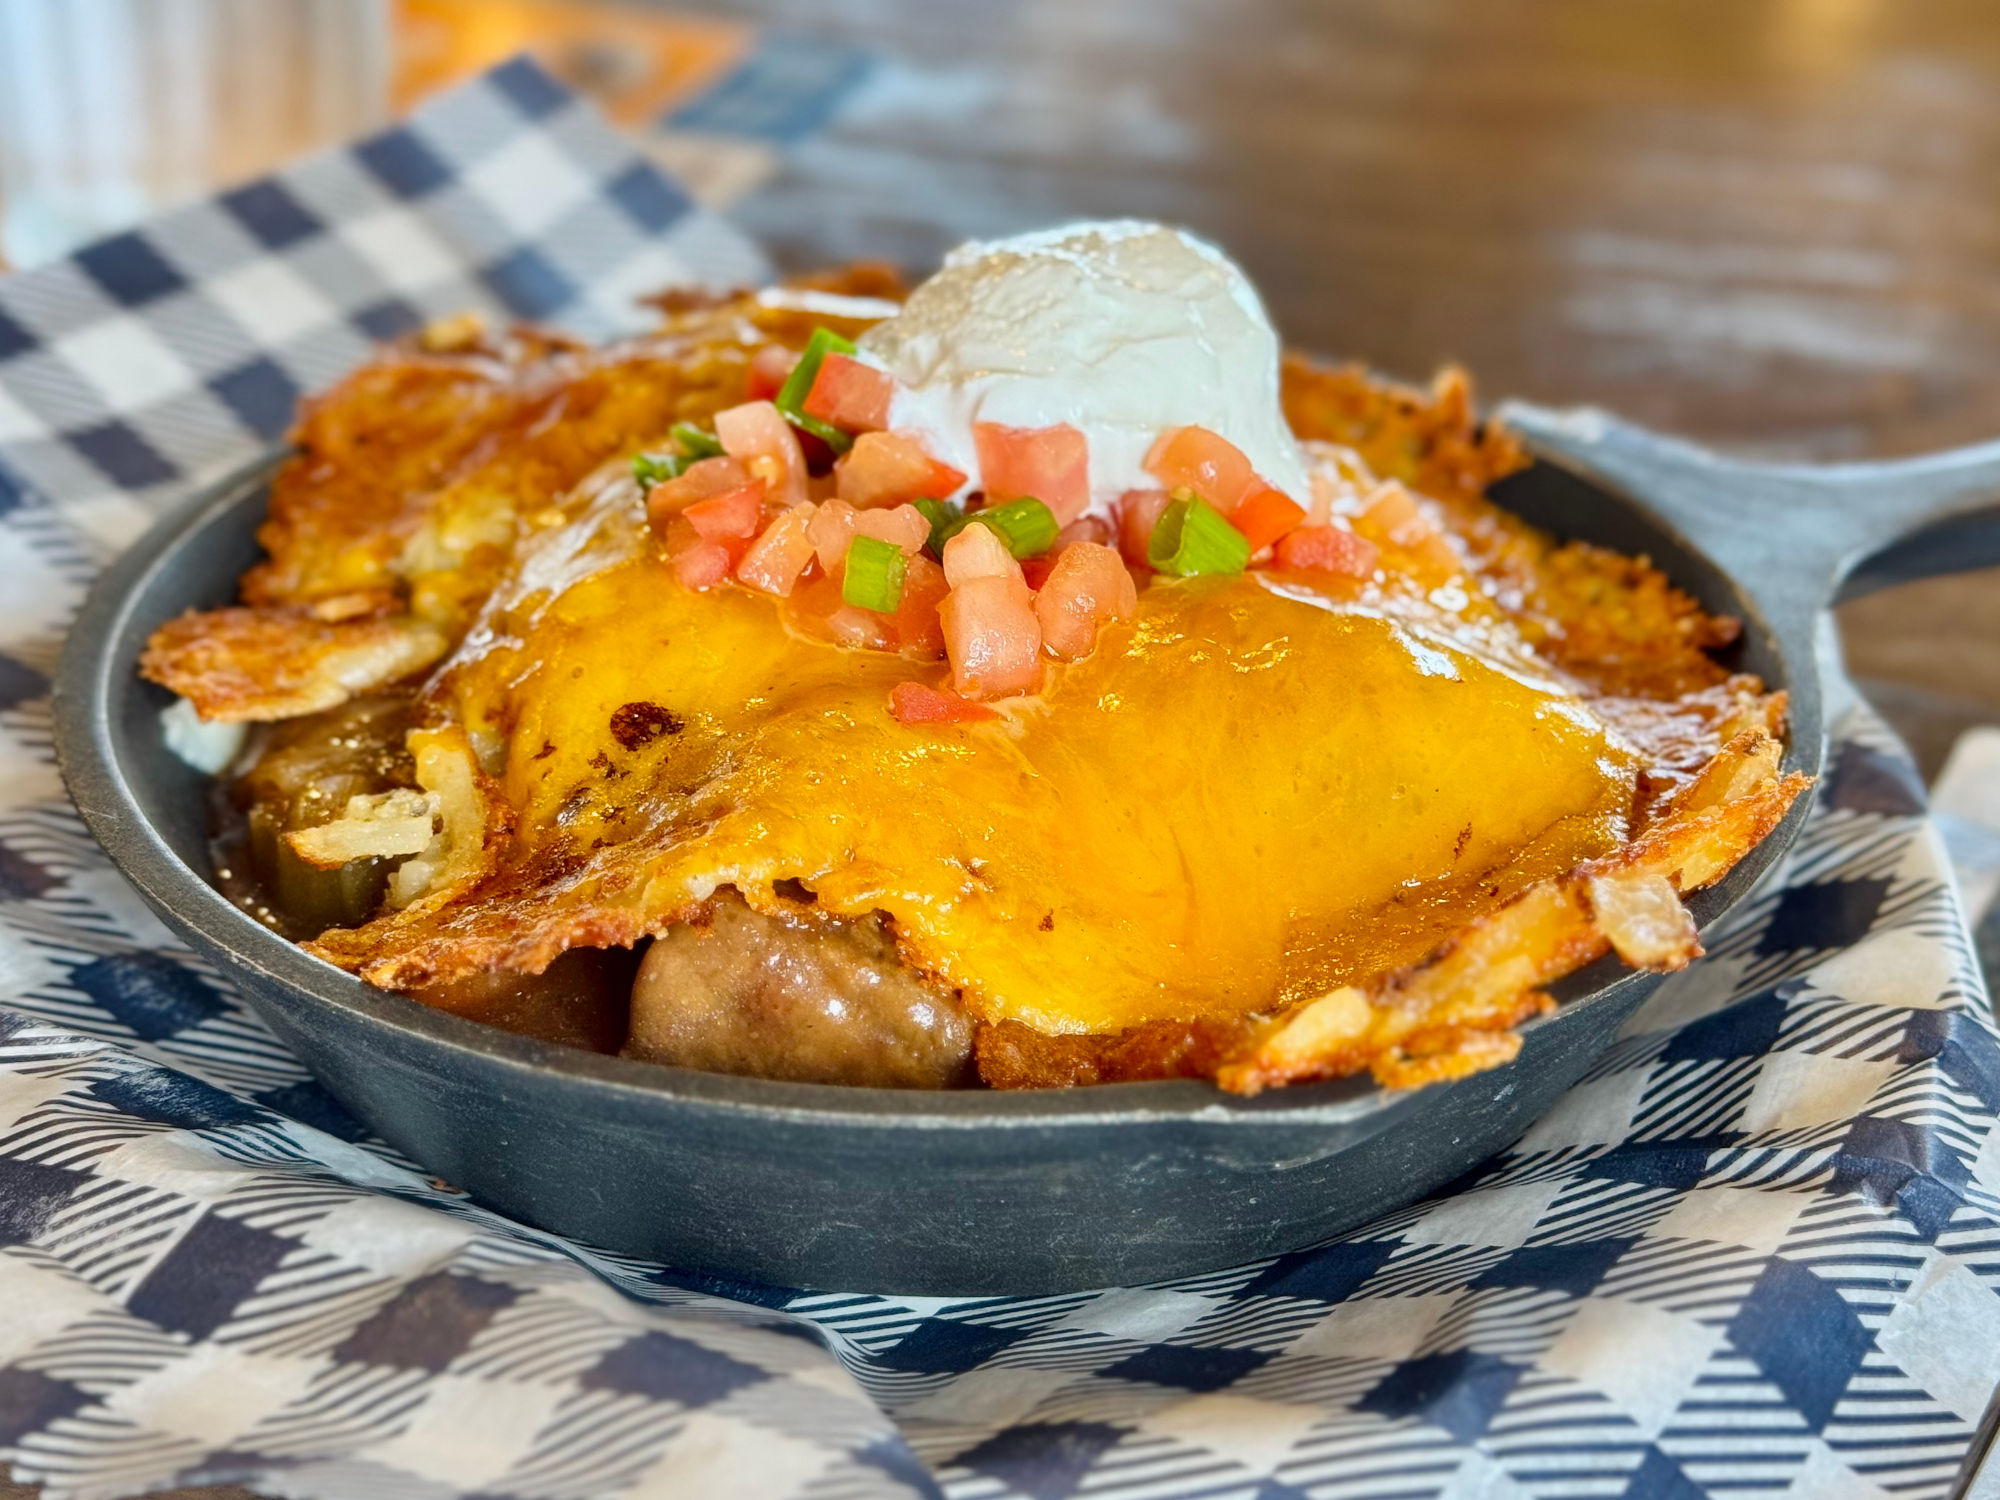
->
[153,275,1805,1092]
[312,480,1640,1035]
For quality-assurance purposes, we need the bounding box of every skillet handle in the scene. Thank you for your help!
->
[1496,401,2000,625]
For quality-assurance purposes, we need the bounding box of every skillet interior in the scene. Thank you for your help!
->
[53,449,1811,1294]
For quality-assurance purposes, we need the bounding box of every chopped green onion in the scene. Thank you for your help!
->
[632,452,687,490]
[670,422,724,460]
[776,327,856,410]
[913,497,963,557]
[774,327,857,453]
[1148,490,1251,577]
[781,405,852,453]
[972,497,1059,559]
[842,535,908,612]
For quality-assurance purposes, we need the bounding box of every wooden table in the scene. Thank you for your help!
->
[7,1,1998,1495]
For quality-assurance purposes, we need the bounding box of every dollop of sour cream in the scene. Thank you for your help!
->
[857,220,1311,521]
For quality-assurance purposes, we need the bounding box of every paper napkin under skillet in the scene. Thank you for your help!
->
[0,54,1998,1500]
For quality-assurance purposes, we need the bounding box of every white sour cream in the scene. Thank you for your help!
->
[856,220,1311,520]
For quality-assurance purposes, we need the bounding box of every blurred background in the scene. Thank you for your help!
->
[0,0,1996,908]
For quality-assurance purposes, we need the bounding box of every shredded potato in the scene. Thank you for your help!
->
[284,789,437,870]
[1589,872,1702,969]
[1216,736,1806,1095]
[142,608,447,722]
[384,727,509,912]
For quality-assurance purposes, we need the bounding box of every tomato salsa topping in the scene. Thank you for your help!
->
[635,360,1393,720]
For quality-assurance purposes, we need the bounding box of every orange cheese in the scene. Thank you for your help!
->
[442,524,1638,1033]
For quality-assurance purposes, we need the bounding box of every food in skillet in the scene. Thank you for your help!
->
[144,221,1808,1094]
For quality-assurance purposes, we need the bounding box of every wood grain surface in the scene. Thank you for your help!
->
[6,2,1998,1497]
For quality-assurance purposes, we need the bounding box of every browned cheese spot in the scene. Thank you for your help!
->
[609,701,687,751]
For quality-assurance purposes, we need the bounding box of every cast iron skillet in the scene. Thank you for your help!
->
[52,405,2000,1296]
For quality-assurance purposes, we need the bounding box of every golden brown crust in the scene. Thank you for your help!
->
[1282,361,1528,502]
[304,826,690,989]
[1215,737,1808,1095]
[1282,356,1740,706]
[241,350,526,609]
[974,1017,1247,1090]
[177,308,853,702]
[140,607,448,722]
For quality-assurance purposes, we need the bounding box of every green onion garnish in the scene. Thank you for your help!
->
[670,422,723,460]
[842,535,908,612]
[781,405,851,452]
[972,497,1059,560]
[1148,491,1251,577]
[776,327,856,410]
[635,422,732,491]
[913,497,963,558]
[774,327,857,453]
[632,452,686,490]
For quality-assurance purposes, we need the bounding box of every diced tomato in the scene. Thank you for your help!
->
[683,484,764,542]
[1035,542,1138,660]
[940,575,1043,698]
[1230,486,1308,553]
[837,430,967,509]
[941,520,1023,588]
[745,344,798,401]
[974,422,1089,525]
[1143,426,1260,513]
[808,498,860,571]
[1021,554,1058,590]
[1274,524,1380,578]
[792,424,840,478]
[656,512,750,591]
[803,353,894,433]
[715,400,809,507]
[645,455,759,526]
[807,499,928,574]
[782,563,892,647]
[785,534,945,654]
[785,566,846,628]
[786,568,890,647]
[1055,514,1115,550]
[894,553,950,658]
[673,538,737,590]
[855,503,931,556]
[736,503,819,596]
[890,681,998,725]
[1116,488,1173,569]
[825,603,897,650]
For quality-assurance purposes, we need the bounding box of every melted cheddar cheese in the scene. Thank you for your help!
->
[435,499,1638,1034]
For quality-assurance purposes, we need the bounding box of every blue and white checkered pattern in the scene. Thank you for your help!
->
[2,54,1998,1500]
[0,54,766,556]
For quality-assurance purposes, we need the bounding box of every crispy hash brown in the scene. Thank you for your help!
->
[145,274,1806,1095]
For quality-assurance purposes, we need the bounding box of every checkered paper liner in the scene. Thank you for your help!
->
[0,54,766,556]
[2,55,2000,1500]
